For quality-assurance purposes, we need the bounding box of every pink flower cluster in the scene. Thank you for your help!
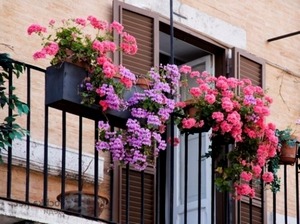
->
[28,16,138,111]
[175,68,279,199]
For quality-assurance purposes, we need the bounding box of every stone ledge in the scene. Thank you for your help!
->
[1,138,104,183]
[0,199,106,224]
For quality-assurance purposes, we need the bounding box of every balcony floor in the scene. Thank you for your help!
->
[0,199,105,224]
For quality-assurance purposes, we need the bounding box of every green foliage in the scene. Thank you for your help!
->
[276,128,297,147]
[267,154,281,193]
[0,53,29,156]
[266,127,297,193]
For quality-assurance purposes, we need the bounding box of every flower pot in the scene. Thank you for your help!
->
[64,49,90,69]
[45,62,142,128]
[279,142,298,165]
[46,62,87,108]
[180,99,210,134]
[136,76,151,89]
[56,191,109,218]
[183,99,197,117]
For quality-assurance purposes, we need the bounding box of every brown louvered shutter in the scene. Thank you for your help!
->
[240,200,263,224]
[121,169,155,224]
[113,1,159,75]
[113,1,158,223]
[232,47,265,88]
[121,10,156,75]
[232,48,266,223]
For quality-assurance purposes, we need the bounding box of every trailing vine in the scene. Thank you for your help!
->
[0,53,29,161]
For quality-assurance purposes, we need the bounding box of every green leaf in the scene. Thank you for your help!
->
[9,132,15,140]
[22,104,29,114]
[0,54,29,150]
[14,131,23,139]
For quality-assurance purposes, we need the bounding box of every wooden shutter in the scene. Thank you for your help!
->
[113,0,159,75]
[113,1,158,223]
[121,168,155,224]
[240,200,263,224]
[232,47,265,88]
[232,48,266,223]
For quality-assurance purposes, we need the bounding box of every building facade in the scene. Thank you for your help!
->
[0,0,300,223]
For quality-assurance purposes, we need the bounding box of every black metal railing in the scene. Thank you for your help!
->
[1,60,300,224]
[271,152,300,224]
[1,60,160,224]
[1,61,114,223]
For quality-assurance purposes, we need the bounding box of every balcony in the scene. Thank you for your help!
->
[1,60,300,224]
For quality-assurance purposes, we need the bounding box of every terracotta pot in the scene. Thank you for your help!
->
[57,191,109,217]
[113,74,151,89]
[185,105,197,118]
[179,99,211,133]
[136,76,151,89]
[184,99,197,117]
[64,49,89,69]
[279,142,298,165]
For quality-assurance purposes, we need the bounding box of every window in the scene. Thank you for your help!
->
[113,1,265,223]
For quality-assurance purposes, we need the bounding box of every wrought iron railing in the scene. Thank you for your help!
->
[1,60,300,224]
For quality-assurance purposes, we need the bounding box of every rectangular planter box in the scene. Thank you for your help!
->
[45,62,131,128]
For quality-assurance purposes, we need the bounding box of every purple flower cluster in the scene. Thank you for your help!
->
[95,64,184,170]
[96,119,167,170]
[84,82,93,91]
[98,84,125,110]
[119,66,136,81]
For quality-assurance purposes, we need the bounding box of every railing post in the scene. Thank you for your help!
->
[78,116,83,215]
[284,164,288,224]
[60,111,67,209]
[6,67,13,199]
[43,106,49,206]
[25,67,31,203]
[94,120,99,217]
[184,133,188,224]
[198,133,202,224]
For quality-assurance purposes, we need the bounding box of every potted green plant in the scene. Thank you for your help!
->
[276,128,298,165]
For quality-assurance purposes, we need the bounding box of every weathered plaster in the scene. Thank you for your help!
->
[1,139,104,183]
[0,199,105,224]
[124,0,246,48]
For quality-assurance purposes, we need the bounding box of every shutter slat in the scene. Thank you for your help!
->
[233,48,265,223]
[239,56,262,86]
[114,2,157,223]
[121,169,155,224]
[122,9,154,76]
[241,201,263,224]
[233,48,265,88]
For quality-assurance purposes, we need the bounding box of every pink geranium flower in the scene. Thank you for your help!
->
[182,118,196,129]
[174,70,279,198]
[262,172,274,183]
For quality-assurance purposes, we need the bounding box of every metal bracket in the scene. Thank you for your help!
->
[267,31,300,42]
